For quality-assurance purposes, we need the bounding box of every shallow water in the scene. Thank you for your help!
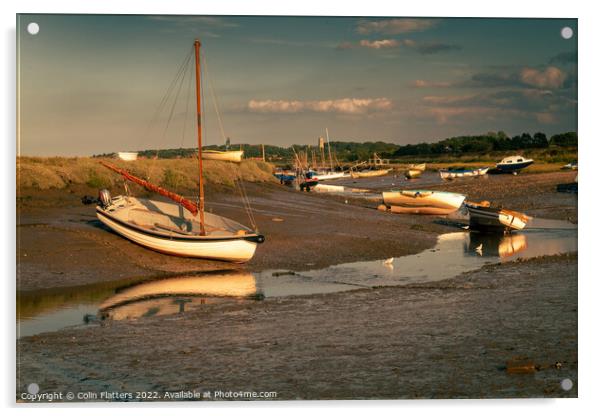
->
[17,226,576,338]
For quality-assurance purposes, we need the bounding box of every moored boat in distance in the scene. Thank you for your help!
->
[465,200,530,232]
[561,162,578,170]
[439,167,489,180]
[495,155,533,174]
[202,149,244,162]
[404,163,426,179]
[117,151,138,161]
[273,169,297,185]
[350,168,391,179]
[310,170,350,181]
[404,169,423,179]
[382,190,466,215]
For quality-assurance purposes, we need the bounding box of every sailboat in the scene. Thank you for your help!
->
[310,128,350,181]
[95,39,265,262]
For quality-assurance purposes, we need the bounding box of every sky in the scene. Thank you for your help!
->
[17,14,577,156]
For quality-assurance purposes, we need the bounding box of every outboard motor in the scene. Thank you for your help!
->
[98,189,112,208]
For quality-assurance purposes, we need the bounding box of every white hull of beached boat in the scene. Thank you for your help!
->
[439,167,489,180]
[312,171,350,181]
[117,152,138,161]
[466,202,530,232]
[350,169,391,179]
[382,190,466,214]
[96,196,262,262]
[405,169,423,179]
[202,150,244,162]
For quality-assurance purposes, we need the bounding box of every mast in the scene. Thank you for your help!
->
[194,39,206,232]
[326,128,333,171]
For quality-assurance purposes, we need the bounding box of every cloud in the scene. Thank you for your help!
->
[337,39,400,50]
[411,80,452,88]
[519,66,567,89]
[424,106,508,124]
[462,66,569,90]
[401,39,461,55]
[357,18,438,35]
[359,39,400,49]
[419,88,574,124]
[549,51,577,65]
[248,98,393,114]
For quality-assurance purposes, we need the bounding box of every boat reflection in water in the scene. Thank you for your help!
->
[465,232,528,258]
[98,270,260,321]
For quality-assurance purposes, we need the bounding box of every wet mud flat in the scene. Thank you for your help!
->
[17,254,577,400]
[17,183,443,291]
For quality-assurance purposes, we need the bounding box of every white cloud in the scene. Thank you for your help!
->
[358,39,400,49]
[248,98,393,114]
[519,66,567,89]
[357,18,438,35]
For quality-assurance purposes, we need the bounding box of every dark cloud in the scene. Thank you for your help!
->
[461,66,573,90]
[401,39,461,55]
[549,51,578,65]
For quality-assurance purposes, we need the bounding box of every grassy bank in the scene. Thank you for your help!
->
[17,157,277,194]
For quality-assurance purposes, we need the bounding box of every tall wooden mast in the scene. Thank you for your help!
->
[194,39,206,231]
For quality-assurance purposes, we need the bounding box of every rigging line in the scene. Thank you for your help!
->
[202,54,227,143]
[140,46,194,152]
[180,55,194,150]
[161,51,193,142]
[149,50,192,181]
[200,51,257,230]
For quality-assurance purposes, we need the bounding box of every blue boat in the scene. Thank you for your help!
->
[274,171,297,185]
[495,155,534,174]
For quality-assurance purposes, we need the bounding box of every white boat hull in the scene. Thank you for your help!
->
[350,169,391,179]
[96,197,262,262]
[466,203,529,232]
[117,152,138,161]
[382,190,466,214]
[440,167,489,180]
[312,171,350,181]
[202,150,244,162]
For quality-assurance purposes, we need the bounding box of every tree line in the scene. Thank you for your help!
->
[392,131,577,157]
[93,131,577,161]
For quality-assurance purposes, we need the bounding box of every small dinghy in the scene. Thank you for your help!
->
[202,149,244,163]
[439,167,489,180]
[382,190,466,215]
[350,168,391,178]
[404,163,426,179]
[465,201,530,232]
[95,39,264,262]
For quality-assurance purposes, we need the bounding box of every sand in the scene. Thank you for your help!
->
[15,170,578,400]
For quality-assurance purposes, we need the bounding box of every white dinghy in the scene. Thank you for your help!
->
[95,39,264,262]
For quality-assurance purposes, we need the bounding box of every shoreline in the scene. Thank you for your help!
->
[17,253,577,400]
